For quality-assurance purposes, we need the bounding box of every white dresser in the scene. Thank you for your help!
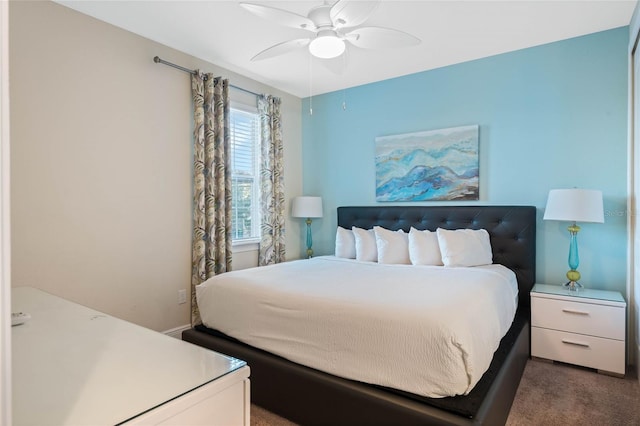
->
[12,287,250,425]
[531,283,626,376]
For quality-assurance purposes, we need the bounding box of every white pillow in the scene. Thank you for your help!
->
[335,226,356,259]
[374,226,410,264]
[408,227,443,266]
[352,227,377,262]
[436,228,493,267]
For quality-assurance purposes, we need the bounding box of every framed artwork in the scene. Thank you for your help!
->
[375,125,479,202]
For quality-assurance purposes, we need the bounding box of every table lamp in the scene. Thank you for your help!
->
[292,196,323,258]
[543,188,604,290]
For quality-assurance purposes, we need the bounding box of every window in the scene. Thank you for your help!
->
[230,103,261,243]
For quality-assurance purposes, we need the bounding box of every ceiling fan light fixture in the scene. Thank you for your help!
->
[309,31,345,59]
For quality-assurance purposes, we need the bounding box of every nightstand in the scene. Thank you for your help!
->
[12,287,250,425]
[530,283,626,376]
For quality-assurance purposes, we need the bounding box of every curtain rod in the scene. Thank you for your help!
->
[153,56,261,97]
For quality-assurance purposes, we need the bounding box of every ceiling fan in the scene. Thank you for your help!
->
[240,1,421,61]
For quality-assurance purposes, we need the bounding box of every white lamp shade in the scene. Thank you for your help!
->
[543,189,604,223]
[292,196,323,218]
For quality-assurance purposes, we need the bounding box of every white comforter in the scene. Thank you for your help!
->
[196,256,518,398]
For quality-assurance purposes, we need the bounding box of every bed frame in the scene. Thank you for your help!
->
[183,205,537,425]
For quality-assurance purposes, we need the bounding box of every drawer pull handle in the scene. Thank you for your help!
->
[562,308,589,315]
[561,339,590,348]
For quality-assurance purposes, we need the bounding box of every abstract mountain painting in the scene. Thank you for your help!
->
[375,125,479,201]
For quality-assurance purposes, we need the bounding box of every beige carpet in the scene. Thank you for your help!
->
[506,359,639,426]
[251,405,297,426]
[251,359,640,425]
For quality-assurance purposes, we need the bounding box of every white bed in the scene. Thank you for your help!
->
[196,255,518,398]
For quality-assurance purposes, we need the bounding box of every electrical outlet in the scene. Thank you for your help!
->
[178,289,187,305]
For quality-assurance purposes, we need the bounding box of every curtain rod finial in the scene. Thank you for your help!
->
[153,56,160,63]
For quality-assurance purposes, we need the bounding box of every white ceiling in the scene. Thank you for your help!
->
[55,0,636,98]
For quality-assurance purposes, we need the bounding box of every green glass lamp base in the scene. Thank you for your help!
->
[564,269,582,291]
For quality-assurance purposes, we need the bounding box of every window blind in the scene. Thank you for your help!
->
[230,107,260,241]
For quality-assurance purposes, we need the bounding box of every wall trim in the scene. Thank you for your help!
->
[163,324,192,339]
[0,0,11,423]
[629,1,640,372]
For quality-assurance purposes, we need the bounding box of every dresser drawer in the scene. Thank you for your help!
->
[531,296,625,340]
[531,327,625,375]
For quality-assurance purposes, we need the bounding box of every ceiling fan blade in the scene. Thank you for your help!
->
[344,27,420,49]
[240,3,317,31]
[330,0,379,29]
[251,38,311,61]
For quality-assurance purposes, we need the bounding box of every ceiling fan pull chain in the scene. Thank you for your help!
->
[342,54,347,111]
[309,54,313,115]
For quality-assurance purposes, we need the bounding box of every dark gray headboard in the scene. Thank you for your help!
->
[337,205,536,309]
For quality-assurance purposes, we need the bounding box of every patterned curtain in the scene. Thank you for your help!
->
[258,95,286,266]
[190,72,232,325]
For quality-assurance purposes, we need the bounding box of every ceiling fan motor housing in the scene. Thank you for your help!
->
[307,4,334,30]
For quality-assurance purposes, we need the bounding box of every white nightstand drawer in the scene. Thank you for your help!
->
[531,296,625,340]
[531,327,625,375]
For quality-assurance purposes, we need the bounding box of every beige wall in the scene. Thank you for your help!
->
[9,1,302,332]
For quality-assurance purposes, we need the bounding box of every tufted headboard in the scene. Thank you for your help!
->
[337,205,537,309]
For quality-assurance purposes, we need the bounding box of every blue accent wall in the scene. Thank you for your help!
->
[301,27,629,293]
